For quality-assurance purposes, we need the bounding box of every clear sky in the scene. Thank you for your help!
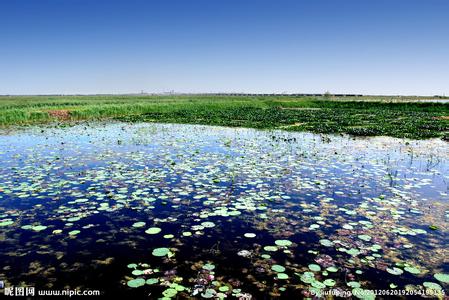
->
[1,0,448,95]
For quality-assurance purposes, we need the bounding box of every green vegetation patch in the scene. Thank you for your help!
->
[1,95,448,139]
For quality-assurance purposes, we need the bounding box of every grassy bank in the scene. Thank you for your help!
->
[1,95,448,139]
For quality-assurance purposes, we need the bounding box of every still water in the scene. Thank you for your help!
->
[0,122,448,299]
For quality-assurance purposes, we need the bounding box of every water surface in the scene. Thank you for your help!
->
[0,122,448,299]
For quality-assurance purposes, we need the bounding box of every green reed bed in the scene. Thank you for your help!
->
[1,95,448,139]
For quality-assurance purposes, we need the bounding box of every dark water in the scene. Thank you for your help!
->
[0,122,448,299]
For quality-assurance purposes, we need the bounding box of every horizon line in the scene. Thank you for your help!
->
[0,92,447,98]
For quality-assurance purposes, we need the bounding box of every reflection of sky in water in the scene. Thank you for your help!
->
[0,122,448,298]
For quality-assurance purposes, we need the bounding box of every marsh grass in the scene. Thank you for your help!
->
[1,95,448,139]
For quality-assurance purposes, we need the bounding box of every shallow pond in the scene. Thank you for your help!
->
[0,122,448,299]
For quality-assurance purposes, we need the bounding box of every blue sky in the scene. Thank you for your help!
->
[1,0,448,95]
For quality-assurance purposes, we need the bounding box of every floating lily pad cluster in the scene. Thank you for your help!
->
[125,260,250,299]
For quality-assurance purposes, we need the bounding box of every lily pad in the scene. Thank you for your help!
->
[218,286,230,292]
[423,282,442,290]
[127,278,145,288]
[308,264,321,272]
[319,239,334,247]
[201,288,216,298]
[203,263,215,271]
[274,239,292,247]
[163,288,178,298]
[271,265,286,273]
[323,279,336,287]
[277,273,289,279]
[145,227,162,234]
[152,247,170,257]
[348,281,361,288]
[132,222,146,228]
[358,234,372,242]
[404,266,421,275]
[146,278,159,285]
[132,270,143,276]
[386,267,404,275]
[32,225,47,232]
[263,246,278,252]
[201,221,215,228]
[0,220,14,227]
[434,273,449,283]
